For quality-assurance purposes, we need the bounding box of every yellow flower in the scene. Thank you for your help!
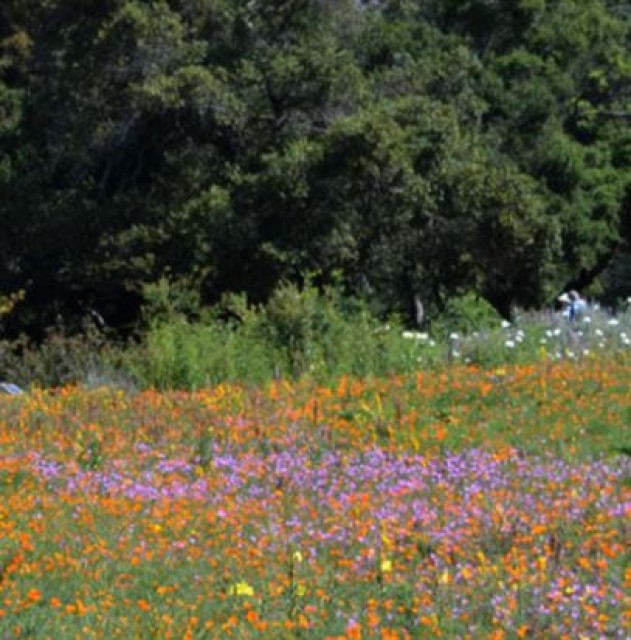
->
[229,581,254,596]
[380,559,393,573]
[293,550,303,563]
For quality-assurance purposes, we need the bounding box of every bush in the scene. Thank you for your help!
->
[127,317,281,388]
[127,281,447,388]
[432,292,503,338]
[0,321,134,390]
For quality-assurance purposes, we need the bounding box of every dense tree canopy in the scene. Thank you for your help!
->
[0,0,629,332]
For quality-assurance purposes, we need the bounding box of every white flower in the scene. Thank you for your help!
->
[449,332,459,340]
[429,340,436,347]
[515,334,524,343]
[546,329,553,338]
[608,319,619,326]
[402,331,427,340]
[583,349,590,356]
[501,320,511,329]
[540,338,547,344]
[505,340,515,349]
[595,329,604,337]
[452,350,461,358]
[582,316,591,324]
[553,328,562,337]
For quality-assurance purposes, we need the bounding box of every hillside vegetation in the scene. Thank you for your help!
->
[0,0,630,338]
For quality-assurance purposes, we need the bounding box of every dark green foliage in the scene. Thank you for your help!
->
[0,0,629,337]
[432,292,502,338]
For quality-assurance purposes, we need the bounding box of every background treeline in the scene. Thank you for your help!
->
[1,0,630,340]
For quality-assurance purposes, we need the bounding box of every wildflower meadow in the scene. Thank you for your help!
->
[0,353,629,639]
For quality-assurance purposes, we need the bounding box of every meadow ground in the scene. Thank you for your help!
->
[0,357,629,638]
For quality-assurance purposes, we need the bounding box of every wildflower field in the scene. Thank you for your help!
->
[0,357,629,639]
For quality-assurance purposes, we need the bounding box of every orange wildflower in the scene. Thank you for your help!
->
[137,599,151,612]
[26,588,41,603]
[367,611,380,627]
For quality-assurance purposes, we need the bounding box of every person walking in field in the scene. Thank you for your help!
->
[558,290,587,321]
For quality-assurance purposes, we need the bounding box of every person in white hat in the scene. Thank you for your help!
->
[558,291,586,321]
